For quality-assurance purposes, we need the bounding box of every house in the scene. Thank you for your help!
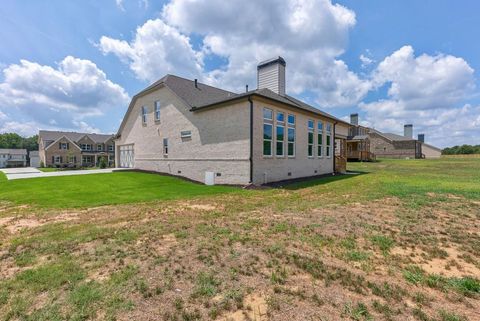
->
[417,134,442,158]
[346,113,375,161]
[38,131,115,168]
[0,149,27,168]
[115,56,351,185]
[369,125,423,159]
[29,151,40,167]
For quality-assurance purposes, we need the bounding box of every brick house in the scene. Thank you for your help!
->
[38,131,115,168]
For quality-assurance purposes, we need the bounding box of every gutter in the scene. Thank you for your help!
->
[248,96,253,183]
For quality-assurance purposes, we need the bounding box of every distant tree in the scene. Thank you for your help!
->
[0,133,39,151]
[442,144,480,155]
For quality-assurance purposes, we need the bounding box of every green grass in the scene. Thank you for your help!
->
[0,171,240,208]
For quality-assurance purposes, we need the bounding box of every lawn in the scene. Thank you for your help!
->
[0,171,240,208]
[0,157,479,321]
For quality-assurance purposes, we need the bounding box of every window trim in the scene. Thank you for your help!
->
[97,144,103,151]
[287,127,295,158]
[287,114,295,126]
[54,155,62,164]
[163,138,169,156]
[141,106,147,124]
[317,121,324,158]
[275,124,285,157]
[263,123,273,157]
[263,108,273,121]
[60,143,68,150]
[276,111,285,124]
[307,119,314,158]
[154,101,161,121]
[326,123,332,158]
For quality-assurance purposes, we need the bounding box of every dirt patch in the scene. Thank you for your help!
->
[0,212,80,234]
[217,293,268,321]
[4,219,42,233]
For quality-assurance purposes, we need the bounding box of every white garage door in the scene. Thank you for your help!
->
[119,145,134,168]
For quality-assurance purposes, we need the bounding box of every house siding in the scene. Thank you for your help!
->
[115,86,251,185]
[252,98,334,185]
[44,138,82,167]
[422,144,442,158]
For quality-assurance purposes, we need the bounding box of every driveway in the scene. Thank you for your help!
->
[0,167,124,180]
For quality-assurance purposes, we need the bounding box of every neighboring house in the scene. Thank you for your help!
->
[38,131,115,168]
[417,134,442,158]
[0,149,27,168]
[115,56,351,185]
[29,151,40,167]
[346,114,375,161]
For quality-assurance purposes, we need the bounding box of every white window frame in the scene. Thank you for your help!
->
[287,114,295,126]
[287,127,295,157]
[263,108,273,121]
[263,123,273,157]
[307,119,314,158]
[97,144,103,151]
[141,106,147,124]
[155,101,161,121]
[109,145,114,152]
[276,111,285,124]
[180,130,192,139]
[276,124,284,157]
[317,121,324,157]
[326,123,332,158]
[60,143,68,150]
[54,155,61,164]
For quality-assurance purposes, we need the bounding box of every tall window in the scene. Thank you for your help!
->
[163,138,169,155]
[287,114,295,157]
[308,119,314,157]
[141,106,147,124]
[326,123,332,157]
[276,112,284,156]
[97,144,103,151]
[263,108,273,156]
[317,121,323,157]
[155,101,161,121]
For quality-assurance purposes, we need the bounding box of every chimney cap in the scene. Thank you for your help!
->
[257,56,286,69]
[350,113,359,117]
[404,124,413,127]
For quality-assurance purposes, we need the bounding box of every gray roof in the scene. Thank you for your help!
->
[39,130,114,144]
[370,129,415,142]
[117,74,350,136]
[0,149,27,155]
[29,151,39,156]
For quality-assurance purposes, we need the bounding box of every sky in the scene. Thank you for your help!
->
[0,0,479,148]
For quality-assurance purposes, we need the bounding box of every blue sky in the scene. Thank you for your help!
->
[0,0,479,147]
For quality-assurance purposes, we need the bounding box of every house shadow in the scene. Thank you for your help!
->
[267,170,370,190]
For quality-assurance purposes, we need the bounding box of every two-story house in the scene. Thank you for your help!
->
[38,131,115,168]
[115,57,351,185]
[0,149,27,168]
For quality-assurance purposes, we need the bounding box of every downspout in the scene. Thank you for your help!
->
[248,96,254,183]
[333,122,337,174]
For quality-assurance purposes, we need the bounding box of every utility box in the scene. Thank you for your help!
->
[205,171,215,185]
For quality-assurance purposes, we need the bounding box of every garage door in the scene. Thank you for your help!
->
[119,145,134,168]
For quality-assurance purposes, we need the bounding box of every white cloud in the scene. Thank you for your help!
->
[99,19,203,82]
[100,0,370,107]
[359,54,374,68]
[0,56,130,135]
[359,46,477,147]
[115,0,125,11]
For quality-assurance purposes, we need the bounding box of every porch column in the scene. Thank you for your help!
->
[94,154,97,167]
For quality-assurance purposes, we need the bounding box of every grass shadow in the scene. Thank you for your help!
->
[269,171,370,190]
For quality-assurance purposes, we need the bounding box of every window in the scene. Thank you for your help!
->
[287,127,295,157]
[180,130,192,139]
[97,144,103,151]
[317,121,323,157]
[326,123,332,157]
[263,123,273,156]
[308,120,314,157]
[276,112,285,123]
[287,114,295,157]
[60,143,68,150]
[155,101,161,121]
[263,108,273,120]
[82,155,93,164]
[163,138,169,155]
[276,125,284,156]
[109,145,114,152]
[68,156,76,164]
[141,106,147,124]
[54,156,62,164]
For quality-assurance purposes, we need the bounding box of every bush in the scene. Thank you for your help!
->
[99,157,107,169]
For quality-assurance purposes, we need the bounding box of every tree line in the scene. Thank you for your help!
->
[442,144,480,155]
[0,133,38,151]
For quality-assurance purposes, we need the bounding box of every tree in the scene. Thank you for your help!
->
[0,133,39,151]
[99,157,107,169]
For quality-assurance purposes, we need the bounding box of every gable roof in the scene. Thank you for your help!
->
[422,142,442,152]
[39,130,114,144]
[369,128,416,142]
[44,135,82,151]
[116,74,350,136]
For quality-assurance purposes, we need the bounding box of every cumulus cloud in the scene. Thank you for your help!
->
[99,19,203,82]
[359,46,477,147]
[100,0,370,107]
[115,0,125,11]
[0,56,130,135]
